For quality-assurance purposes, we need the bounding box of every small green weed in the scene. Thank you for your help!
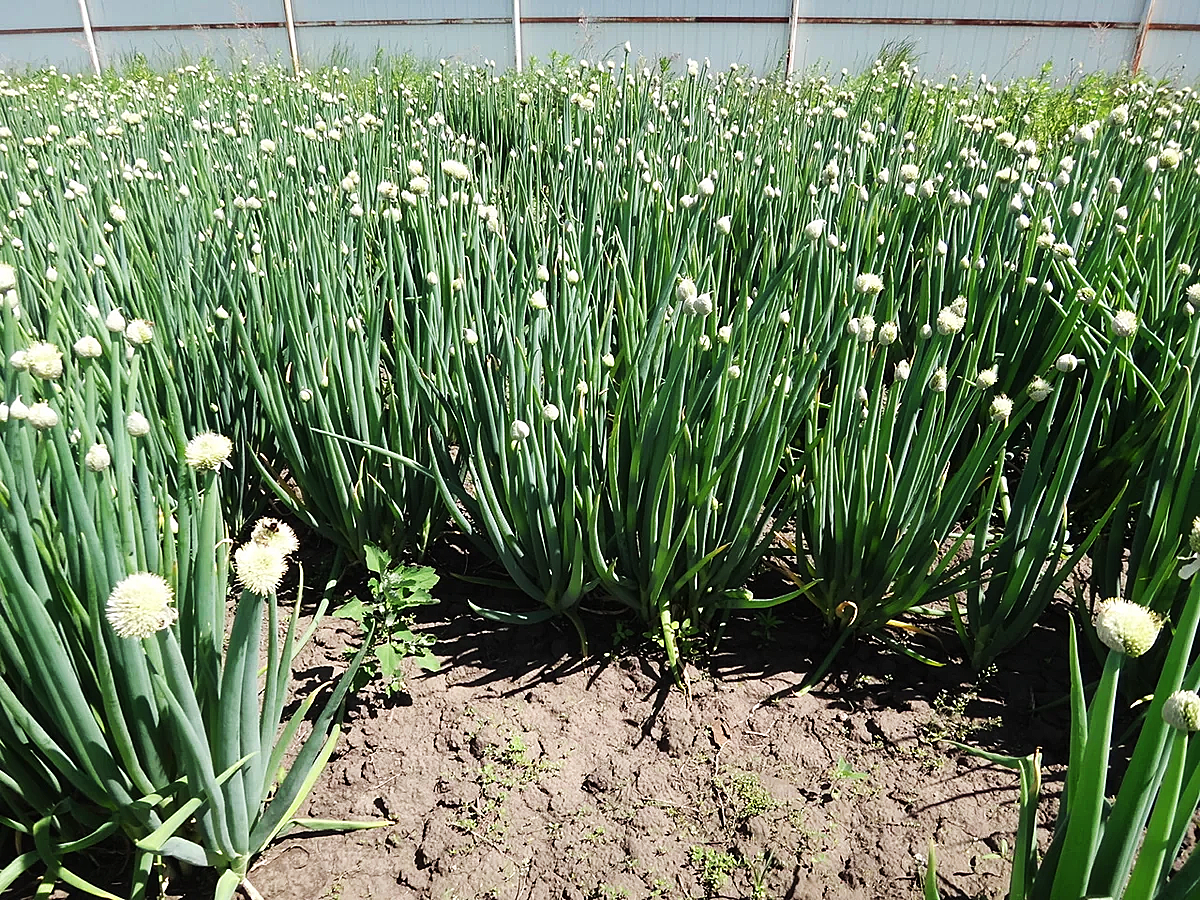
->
[334,544,440,694]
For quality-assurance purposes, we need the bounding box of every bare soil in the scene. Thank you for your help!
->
[242,588,1077,900]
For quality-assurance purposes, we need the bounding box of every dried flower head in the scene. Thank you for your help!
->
[107,572,177,638]
[1094,598,1163,657]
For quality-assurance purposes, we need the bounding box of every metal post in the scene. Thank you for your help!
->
[283,0,301,74]
[785,0,800,77]
[513,0,524,72]
[1132,0,1157,72]
[77,0,101,76]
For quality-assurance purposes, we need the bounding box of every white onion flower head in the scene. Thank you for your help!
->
[1107,176,1123,195]
[106,309,126,333]
[895,360,911,381]
[1094,598,1162,657]
[976,365,999,389]
[676,277,698,304]
[542,403,560,422]
[929,367,949,393]
[0,263,14,292]
[25,341,63,379]
[989,394,1013,423]
[685,294,714,317]
[877,322,898,346]
[185,432,233,471]
[259,137,276,154]
[1056,354,1080,373]
[85,443,111,472]
[235,541,289,596]
[107,573,177,638]
[855,314,877,343]
[441,159,471,181]
[1110,310,1139,338]
[803,218,825,241]
[124,319,154,345]
[1028,376,1053,402]
[715,215,732,235]
[126,412,151,437]
[1163,691,1200,732]
[250,518,299,557]
[854,273,884,295]
[27,401,58,430]
[936,306,966,335]
[510,419,531,442]
[529,290,548,311]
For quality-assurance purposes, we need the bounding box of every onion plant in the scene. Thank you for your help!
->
[0,275,371,899]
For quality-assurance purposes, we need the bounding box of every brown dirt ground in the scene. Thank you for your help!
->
[236,582,1079,900]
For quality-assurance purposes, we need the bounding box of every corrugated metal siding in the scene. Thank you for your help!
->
[87,0,283,28]
[1,0,1198,77]
[95,26,289,68]
[791,0,1145,23]
[296,23,514,67]
[523,22,787,71]
[792,22,1134,79]
[0,32,93,71]
[290,0,510,22]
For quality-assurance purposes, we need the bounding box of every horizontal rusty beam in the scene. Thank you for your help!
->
[4,14,1200,39]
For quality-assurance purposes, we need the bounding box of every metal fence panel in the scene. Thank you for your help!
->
[794,21,1135,79]
[296,22,514,66]
[523,20,787,71]
[94,25,289,68]
[86,0,283,28]
[1,0,1197,77]
[0,32,93,71]
[290,0,511,22]
[520,0,789,18]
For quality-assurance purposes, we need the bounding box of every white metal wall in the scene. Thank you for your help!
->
[0,0,1197,79]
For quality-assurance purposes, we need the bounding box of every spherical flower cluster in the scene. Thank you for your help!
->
[27,401,58,429]
[975,365,998,389]
[126,412,151,437]
[542,403,560,422]
[85,443,111,472]
[1027,376,1053,402]
[184,431,233,471]
[25,341,63,380]
[234,541,289,596]
[929,367,949,393]
[936,306,966,335]
[1094,598,1162,657]
[1163,690,1200,732]
[250,517,300,557]
[511,419,531,442]
[1110,310,1139,338]
[529,290,548,311]
[0,263,15,292]
[441,159,471,181]
[877,322,898,346]
[124,319,154,345]
[106,572,177,638]
[854,273,884,295]
[803,219,825,241]
[1056,354,1079,373]
[989,395,1013,423]
[74,336,103,359]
